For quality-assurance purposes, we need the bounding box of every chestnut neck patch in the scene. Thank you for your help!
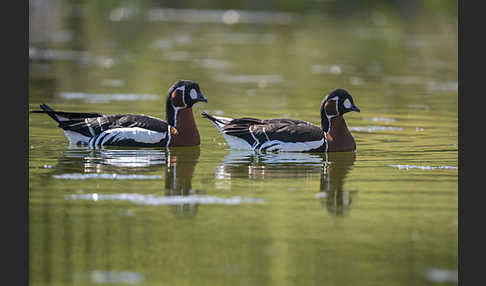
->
[171,89,186,108]
[324,100,338,116]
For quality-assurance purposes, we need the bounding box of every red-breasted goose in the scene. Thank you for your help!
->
[202,88,360,152]
[31,80,208,148]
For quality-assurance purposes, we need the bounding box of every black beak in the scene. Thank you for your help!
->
[197,93,208,103]
[351,105,360,112]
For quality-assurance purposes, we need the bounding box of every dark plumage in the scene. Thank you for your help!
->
[202,88,360,152]
[31,80,207,148]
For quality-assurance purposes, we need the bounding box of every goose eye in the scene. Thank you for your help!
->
[343,98,352,109]
[190,89,198,100]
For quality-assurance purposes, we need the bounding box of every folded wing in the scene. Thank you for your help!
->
[222,118,326,152]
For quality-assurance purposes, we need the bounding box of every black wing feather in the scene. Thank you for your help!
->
[32,104,168,137]
[71,114,168,137]
[222,118,325,144]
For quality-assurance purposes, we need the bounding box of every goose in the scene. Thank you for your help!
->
[201,88,359,152]
[31,80,207,148]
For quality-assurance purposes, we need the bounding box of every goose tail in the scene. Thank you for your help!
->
[201,112,233,130]
[30,104,103,123]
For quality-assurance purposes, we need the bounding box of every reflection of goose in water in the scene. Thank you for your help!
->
[164,147,200,196]
[54,146,202,217]
[317,152,356,216]
[215,150,325,180]
[53,146,167,175]
[164,147,201,217]
[215,150,356,216]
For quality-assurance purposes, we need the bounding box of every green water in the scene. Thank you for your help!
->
[29,2,458,286]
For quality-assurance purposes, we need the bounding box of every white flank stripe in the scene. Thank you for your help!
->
[89,136,96,148]
[94,133,105,147]
[104,127,166,144]
[220,134,324,152]
[87,127,167,148]
[260,139,325,152]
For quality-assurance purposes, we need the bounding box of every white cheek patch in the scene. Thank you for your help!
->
[190,89,198,100]
[343,98,352,109]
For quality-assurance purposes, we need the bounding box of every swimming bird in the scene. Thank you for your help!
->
[201,88,359,152]
[31,80,208,148]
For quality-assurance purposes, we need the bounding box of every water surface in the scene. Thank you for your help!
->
[29,2,457,285]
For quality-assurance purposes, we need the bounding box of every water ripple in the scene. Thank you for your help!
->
[367,117,396,122]
[29,47,119,68]
[66,193,266,205]
[349,125,404,132]
[58,92,158,103]
[389,165,457,170]
[54,173,162,180]
[425,268,458,283]
[215,74,283,85]
[147,8,295,25]
[74,270,145,284]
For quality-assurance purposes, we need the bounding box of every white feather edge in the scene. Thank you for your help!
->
[64,127,167,147]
